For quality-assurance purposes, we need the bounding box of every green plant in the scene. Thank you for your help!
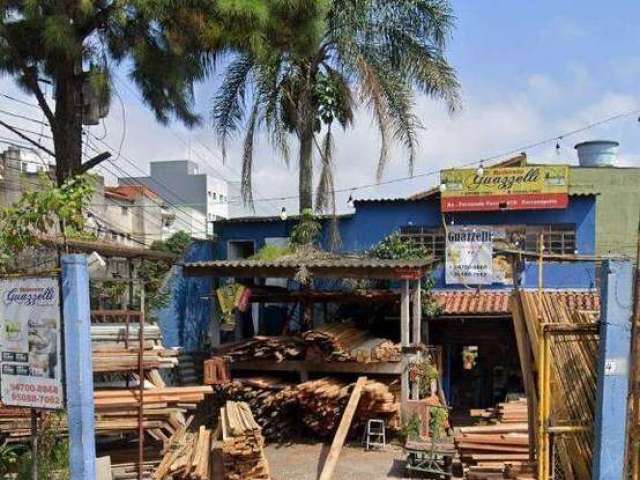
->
[429,406,448,440]
[16,414,69,480]
[0,174,95,271]
[212,0,460,212]
[368,232,430,260]
[250,244,293,261]
[0,443,18,476]
[400,414,422,442]
[290,209,322,246]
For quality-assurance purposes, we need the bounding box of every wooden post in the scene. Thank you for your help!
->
[401,280,410,407]
[411,279,422,346]
[538,232,544,291]
[31,410,38,480]
[318,377,367,480]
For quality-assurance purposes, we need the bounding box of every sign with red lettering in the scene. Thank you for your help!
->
[440,166,569,212]
[0,277,63,409]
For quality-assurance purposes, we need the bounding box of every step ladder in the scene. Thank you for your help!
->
[362,419,386,450]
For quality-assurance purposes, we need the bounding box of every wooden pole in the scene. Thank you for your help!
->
[538,232,544,291]
[401,280,410,407]
[138,287,145,480]
[31,409,38,480]
[318,377,367,480]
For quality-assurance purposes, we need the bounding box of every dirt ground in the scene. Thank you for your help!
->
[264,441,411,480]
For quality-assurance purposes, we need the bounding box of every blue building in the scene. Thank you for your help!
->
[164,142,638,410]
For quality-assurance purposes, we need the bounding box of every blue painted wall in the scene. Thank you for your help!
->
[212,195,597,290]
[156,240,214,351]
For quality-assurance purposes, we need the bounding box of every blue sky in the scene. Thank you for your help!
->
[0,1,638,216]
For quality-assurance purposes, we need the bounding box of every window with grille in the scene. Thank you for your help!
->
[400,226,446,258]
[523,225,577,255]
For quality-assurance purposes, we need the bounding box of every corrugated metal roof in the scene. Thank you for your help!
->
[183,256,436,279]
[433,290,511,315]
[216,213,353,224]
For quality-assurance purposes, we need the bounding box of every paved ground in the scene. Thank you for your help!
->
[265,441,411,480]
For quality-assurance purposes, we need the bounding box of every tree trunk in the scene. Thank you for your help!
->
[52,61,83,186]
[298,123,314,212]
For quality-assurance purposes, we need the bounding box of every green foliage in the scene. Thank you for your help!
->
[0,174,95,271]
[251,244,293,261]
[429,406,448,440]
[0,443,18,476]
[400,414,422,442]
[422,275,442,318]
[16,414,69,480]
[138,231,192,315]
[290,209,322,246]
[368,232,429,260]
[212,0,460,211]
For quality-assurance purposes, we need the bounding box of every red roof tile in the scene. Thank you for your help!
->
[431,289,600,316]
[432,291,511,315]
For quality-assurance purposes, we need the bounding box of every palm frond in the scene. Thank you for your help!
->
[211,54,254,161]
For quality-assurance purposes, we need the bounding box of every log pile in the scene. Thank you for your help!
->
[217,336,306,363]
[221,378,298,442]
[221,401,270,480]
[303,323,401,363]
[296,378,399,437]
[456,399,533,479]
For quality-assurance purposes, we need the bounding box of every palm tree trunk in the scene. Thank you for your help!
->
[298,123,314,212]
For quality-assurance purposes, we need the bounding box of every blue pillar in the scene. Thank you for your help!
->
[62,255,96,480]
[593,260,633,480]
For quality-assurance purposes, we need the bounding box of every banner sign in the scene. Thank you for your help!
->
[445,227,494,285]
[440,165,569,212]
[0,277,63,409]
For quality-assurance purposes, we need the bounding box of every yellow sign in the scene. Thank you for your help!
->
[440,165,569,212]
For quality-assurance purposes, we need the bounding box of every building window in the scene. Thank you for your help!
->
[400,226,446,258]
[212,192,217,200]
[121,206,128,215]
[524,225,576,255]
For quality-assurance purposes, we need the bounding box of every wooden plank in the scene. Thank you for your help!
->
[318,376,367,480]
[230,359,403,375]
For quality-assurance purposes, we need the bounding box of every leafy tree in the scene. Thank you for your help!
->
[0,1,299,183]
[213,0,460,213]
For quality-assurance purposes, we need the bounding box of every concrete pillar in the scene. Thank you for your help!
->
[62,255,96,480]
[411,280,422,346]
[593,260,633,480]
[401,280,410,407]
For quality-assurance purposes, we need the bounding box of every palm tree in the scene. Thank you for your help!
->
[212,0,460,213]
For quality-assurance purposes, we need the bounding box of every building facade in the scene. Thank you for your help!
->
[119,160,229,238]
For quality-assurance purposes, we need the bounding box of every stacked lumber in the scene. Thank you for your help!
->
[221,377,298,442]
[220,401,270,480]
[296,378,399,437]
[456,399,532,479]
[93,347,178,373]
[303,323,401,363]
[175,351,205,385]
[153,418,215,480]
[217,336,305,363]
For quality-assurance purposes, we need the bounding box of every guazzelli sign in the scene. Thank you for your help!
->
[440,165,570,212]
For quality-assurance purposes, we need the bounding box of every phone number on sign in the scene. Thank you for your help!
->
[9,383,60,395]
[9,392,60,405]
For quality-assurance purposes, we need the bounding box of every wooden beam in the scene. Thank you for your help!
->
[318,376,367,480]
[229,359,403,375]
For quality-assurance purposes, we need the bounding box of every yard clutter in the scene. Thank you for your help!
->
[216,323,402,364]
[297,378,399,437]
[455,397,533,479]
[221,401,271,480]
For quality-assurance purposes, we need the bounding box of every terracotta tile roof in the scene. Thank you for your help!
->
[105,185,159,201]
[432,290,512,315]
[432,289,600,316]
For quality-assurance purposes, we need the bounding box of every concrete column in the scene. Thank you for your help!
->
[62,255,96,480]
[593,260,633,480]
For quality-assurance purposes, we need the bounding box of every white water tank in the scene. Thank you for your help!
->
[574,140,619,167]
